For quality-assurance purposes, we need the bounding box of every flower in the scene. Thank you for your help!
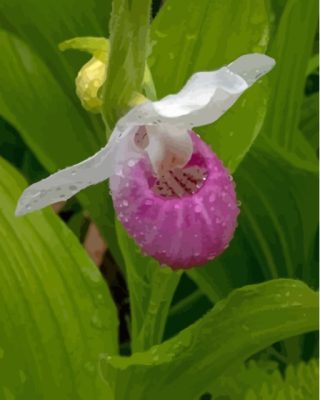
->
[16,53,275,269]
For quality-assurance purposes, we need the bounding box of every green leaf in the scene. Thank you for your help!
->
[0,0,111,97]
[115,221,181,352]
[203,359,319,400]
[0,157,118,399]
[101,279,318,400]
[263,0,318,150]
[306,54,319,76]
[150,0,271,171]
[300,92,319,152]
[0,29,124,269]
[188,137,318,303]
[102,0,152,127]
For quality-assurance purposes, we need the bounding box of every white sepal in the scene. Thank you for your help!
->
[16,53,275,216]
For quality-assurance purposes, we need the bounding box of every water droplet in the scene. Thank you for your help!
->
[84,362,95,374]
[174,204,180,209]
[97,293,104,303]
[69,185,77,191]
[150,347,158,354]
[241,324,250,331]
[122,200,128,207]
[91,313,103,329]
[71,171,76,176]
[128,159,136,167]
[145,199,153,206]
[209,194,216,203]
[19,370,27,383]
[237,200,242,207]
[194,205,202,213]
[229,175,234,181]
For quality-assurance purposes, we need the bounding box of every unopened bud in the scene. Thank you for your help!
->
[59,37,109,113]
[75,57,106,113]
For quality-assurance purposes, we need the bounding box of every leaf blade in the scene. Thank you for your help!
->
[0,157,118,399]
[102,279,318,400]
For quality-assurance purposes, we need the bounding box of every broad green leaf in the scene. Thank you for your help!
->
[0,157,118,399]
[101,279,318,400]
[0,29,124,268]
[300,92,319,152]
[115,222,181,352]
[262,0,318,150]
[150,0,271,171]
[189,136,318,303]
[102,0,152,126]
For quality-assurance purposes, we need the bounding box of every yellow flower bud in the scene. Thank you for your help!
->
[75,56,107,113]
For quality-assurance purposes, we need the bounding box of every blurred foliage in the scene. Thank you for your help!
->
[0,0,318,398]
[202,359,319,400]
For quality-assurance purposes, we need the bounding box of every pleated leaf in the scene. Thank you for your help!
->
[0,157,118,399]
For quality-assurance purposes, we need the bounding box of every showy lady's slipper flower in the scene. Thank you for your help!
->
[16,54,275,269]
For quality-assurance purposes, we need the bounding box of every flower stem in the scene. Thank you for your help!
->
[102,0,152,130]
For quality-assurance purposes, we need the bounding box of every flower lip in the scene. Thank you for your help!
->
[110,132,239,269]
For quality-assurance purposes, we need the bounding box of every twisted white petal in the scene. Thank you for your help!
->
[16,53,275,216]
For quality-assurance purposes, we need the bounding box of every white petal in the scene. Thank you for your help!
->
[228,53,276,86]
[145,125,193,173]
[16,53,275,215]
[149,53,275,127]
[15,125,137,216]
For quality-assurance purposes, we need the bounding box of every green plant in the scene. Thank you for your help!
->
[0,0,318,398]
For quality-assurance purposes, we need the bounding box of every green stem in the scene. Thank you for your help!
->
[102,0,152,128]
[169,289,204,317]
[143,64,157,101]
[133,268,182,352]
